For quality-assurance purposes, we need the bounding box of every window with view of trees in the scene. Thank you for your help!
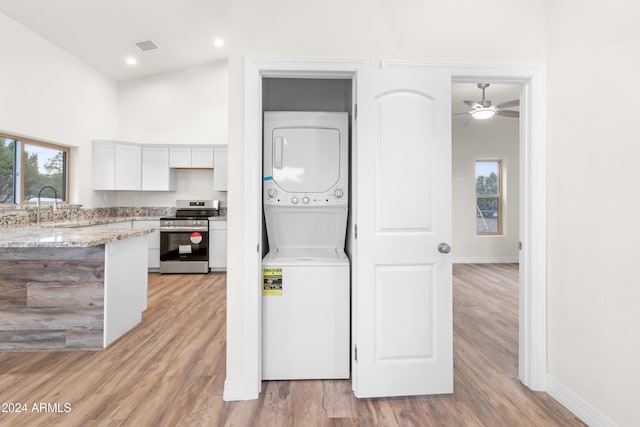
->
[0,135,69,205]
[476,160,502,235]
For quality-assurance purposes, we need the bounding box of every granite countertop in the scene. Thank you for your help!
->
[39,216,163,228]
[0,212,227,248]
[0,226,154,248]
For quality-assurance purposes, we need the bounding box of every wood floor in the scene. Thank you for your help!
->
[0,265,584,426]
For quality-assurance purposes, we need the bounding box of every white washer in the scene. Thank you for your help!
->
[262,111,350,380]
[262,250,349,380]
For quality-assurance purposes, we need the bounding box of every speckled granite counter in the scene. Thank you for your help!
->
[0,225,154,248]
[38,215,163,229]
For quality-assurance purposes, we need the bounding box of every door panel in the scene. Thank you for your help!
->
[375,264,435,360]
[354,68,452,398]
[377,90,434,232]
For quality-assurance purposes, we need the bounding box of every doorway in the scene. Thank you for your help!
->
[225,58,547,401]
[451,81,522,383]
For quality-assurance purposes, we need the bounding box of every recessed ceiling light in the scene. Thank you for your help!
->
[125,57,137,66]
[213,38,224,48]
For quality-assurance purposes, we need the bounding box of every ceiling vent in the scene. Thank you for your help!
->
[135,40,158,52]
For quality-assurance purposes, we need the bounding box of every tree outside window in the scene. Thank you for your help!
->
[0,134,69,205]
[476,160,502,235]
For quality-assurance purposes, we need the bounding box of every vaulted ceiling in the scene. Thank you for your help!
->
[0,0,228,82]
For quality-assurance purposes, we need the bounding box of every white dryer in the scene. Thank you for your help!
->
[262,111,350,380]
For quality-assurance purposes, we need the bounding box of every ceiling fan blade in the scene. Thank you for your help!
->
[496,99,519,109]
[452,111,470,116]
[496,110,519,118]
[463,100,483,109]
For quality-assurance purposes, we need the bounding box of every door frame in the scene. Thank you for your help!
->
[226,57,546,400]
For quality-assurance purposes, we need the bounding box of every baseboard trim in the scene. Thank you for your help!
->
[223,379,257,401]
[452,257,519,264]
[546,375,619,427]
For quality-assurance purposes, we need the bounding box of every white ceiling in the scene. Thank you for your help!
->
[0,1,521,111]
[0,0,229,82]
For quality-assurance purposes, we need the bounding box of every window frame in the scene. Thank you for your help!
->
[475,159,503,236]
[0,132,71,206]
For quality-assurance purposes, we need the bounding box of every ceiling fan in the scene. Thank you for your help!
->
[455,83,519,120]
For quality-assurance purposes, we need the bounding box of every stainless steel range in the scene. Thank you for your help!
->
[159,200,220,274]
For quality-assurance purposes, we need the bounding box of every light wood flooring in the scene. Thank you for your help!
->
[0,265,584,426]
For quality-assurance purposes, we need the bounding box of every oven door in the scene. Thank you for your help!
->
[160,229,209,273]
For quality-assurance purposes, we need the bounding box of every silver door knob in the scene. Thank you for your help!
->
[438,243,451,254]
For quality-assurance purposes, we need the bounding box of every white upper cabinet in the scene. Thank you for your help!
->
[92,140,141,191]
[169,146,191,167]
[213,146,228,191]
[169,145,214,168]
[191,146,214,168]
[142,146,176,191]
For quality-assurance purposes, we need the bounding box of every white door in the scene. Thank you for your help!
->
[353,68,453,397]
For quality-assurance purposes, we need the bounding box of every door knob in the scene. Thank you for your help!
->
[438,243,451,254]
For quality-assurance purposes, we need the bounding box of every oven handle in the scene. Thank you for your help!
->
[160,227,209,232]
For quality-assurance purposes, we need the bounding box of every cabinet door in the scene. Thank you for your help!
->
[209,221,227,270]
[169,146,192,168]
[114,144,142,190]
[142,146,176,191]
[191,146,214,168]
[133,220,161,270]
[92,141,116,190]
[213,146,228,191]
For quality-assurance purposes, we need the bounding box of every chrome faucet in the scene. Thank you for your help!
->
[36,186,58,224]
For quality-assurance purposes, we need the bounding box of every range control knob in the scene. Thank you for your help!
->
[268,189,277,198]
[302,196,310,204]
[334,189,344,198]
[291,197,299,204]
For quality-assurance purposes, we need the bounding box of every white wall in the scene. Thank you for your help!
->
[452,112,519,262]
[116,60,229,207]
[225,0,546,401]
[546,2,640,426]
[0,12,118,207]
[118,60,228,146]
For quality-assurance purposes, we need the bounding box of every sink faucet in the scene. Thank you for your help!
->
[36,186,58,224]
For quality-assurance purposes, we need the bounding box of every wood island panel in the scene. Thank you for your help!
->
[0,246,106,351]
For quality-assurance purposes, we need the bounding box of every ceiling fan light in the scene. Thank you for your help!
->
[471,108,496,120]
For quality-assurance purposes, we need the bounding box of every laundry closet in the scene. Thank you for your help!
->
[260,78,354,380]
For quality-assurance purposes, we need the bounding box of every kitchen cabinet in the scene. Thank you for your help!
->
[209,220,227,271]
[133,220,160,271]
[92,140,142,191]
[169,145,214,168]
[142,146,176,191]
[191,146,215,168]
[213,146,228,191]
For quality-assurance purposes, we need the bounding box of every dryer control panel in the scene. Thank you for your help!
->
[263,179,348,207]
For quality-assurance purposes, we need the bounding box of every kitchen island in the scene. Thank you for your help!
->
[0,226,152,351]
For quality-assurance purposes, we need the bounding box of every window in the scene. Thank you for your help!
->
[0,134,70,205]
[476,160,502,235]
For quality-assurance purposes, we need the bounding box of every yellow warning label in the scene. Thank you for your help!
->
[262,267,283,296]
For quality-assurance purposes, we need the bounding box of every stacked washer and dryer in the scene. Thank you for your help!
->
[262,111,350,380]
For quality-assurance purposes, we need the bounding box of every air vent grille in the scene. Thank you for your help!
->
[135,40,158,52]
